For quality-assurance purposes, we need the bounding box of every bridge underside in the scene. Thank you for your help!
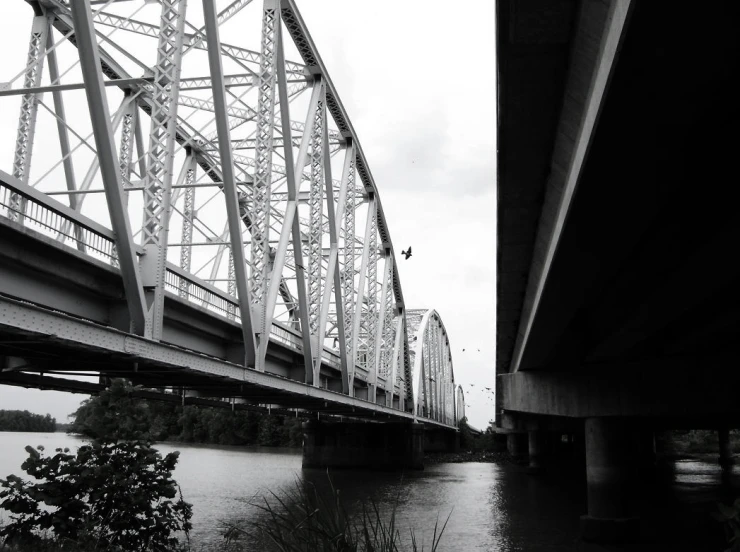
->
[497,0,740,541]
[497,0,740,423]
[0,292,429,424]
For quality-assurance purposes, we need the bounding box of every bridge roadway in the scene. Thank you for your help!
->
[0,170,455,430]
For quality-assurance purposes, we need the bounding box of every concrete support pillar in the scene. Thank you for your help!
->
[507,432,527,463]
[718,428,734,473]
[527,430,547,473]
[580,417,640,543]
[302,420,424,470]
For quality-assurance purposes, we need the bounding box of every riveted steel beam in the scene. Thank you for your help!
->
[202,0,257,367]
[68,0,146,335]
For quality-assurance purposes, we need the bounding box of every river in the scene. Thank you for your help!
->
[0,432,734,551]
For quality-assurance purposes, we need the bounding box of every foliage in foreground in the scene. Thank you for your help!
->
[223,477,450,552]
[0,381,192,551]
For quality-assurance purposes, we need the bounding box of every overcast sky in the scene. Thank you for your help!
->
[0,0,496,430]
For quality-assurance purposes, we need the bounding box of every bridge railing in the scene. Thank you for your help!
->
[0,171,117,264]
[0,172,352,375]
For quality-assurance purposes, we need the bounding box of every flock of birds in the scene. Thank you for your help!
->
[461,347,494,411]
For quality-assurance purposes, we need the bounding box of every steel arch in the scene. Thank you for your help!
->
[406,309,458,426]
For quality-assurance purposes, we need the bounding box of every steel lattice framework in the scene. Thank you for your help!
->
[0,0,461,424]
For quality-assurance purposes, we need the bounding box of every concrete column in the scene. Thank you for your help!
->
[507,432,527,463]
[527,430,547,473]
[580,417,640,543]
[718,428,734,473]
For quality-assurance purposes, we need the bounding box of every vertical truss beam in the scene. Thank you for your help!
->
[203,0,257,367]
[69,0,146,335]
[118,93,138,197]
[179,153,197,298]
[227,247,237,318]
[140,0,189,340]
[340,145,356,391]
[380,261,395,384]
[263,54,318,379]
[363,202,378,393]
[371,255,391,404]
[307,84,325,377]
[47,32,84,251]
[318,137,351,393]
[389,309,403,407]
[10,13,49,222]
[251,0,280,343]
[349,196,374,392]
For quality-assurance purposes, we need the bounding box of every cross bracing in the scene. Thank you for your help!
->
[0,0,460,426]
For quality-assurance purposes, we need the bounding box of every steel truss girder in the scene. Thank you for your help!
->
[68,0,147,335]
[316,136,350,393]
[179,152,197,297]
[90,9,306,76]
[371,254,391,403]
[307,83,325,364]
[250,0,280,337]
[261,42,318,378]
[202,0,257,367]
[349,196,374,392]
[139,0,189,340]
[10,13,50,222]
[341,145,357,383]
[363,199,378,389]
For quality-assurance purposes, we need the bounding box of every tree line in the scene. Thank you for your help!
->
[69,386,303,447]
[0,410,57,432]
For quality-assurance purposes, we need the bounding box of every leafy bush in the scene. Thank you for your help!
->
[0,381,192,551]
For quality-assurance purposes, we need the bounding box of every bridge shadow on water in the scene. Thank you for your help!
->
[217,454,738,551]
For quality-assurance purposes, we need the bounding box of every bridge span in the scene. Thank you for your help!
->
[0,0,463,467]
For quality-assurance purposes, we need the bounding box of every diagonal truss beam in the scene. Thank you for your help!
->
[69,0,146,335]
[202,0,257,367]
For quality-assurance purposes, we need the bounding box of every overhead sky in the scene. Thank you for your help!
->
[0,0,496,430]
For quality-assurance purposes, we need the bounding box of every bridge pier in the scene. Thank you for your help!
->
[527,430,548,473]
[506,432,528,463]
[580,418,640,543]
[302,420,424,470]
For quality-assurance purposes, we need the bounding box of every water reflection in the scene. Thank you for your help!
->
[1,432,738,551]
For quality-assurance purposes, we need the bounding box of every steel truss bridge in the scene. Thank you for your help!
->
[0,0,463,429]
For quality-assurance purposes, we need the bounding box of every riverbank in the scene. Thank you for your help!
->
[424,449,509,464]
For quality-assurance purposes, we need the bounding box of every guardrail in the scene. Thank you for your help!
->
[0,171,347,372]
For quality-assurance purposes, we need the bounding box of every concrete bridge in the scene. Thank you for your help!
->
[497,0,740,541]
[0,0,463,469]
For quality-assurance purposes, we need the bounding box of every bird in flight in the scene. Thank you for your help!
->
[401,247,412,260]
[462,348,466,352]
